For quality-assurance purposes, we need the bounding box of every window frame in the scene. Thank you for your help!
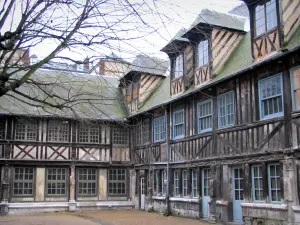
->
[192,169,198,198]
[13,167,35,197]
[174,54,184,78]
[174,170,180,197]
[267,163,281,203]
[182,170,188,198]
[15,119,38,141]
[197,40,209,67]
[258,74,284,120]
[78,123,100,144]
[47,120,69,143]
[108,168,127,196]
[46,167,68,197]
[251,165,264,202]
[197,99,213,133]
[290,66,300,111]
[254,0,278,37]
[77,168,98,197]
[172,109,185,139]
[217,91,235,129]
[112,125,129,146]
[153,116,166,143]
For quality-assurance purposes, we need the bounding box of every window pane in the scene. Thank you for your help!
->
[198,40,209,67]
[255,4,266,36]
[113,125,128,145]
[266,0,277,31]
[108,169,126,195]
[175,54,183,78]
[218,92,235,128]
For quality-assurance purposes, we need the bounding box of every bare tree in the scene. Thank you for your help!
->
[0,0,172,117]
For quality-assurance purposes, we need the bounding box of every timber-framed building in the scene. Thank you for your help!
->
[1,0,300,224]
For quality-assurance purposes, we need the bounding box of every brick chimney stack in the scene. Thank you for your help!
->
[83,57,89,71]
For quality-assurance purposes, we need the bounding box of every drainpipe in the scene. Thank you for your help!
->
[164,105,170,215]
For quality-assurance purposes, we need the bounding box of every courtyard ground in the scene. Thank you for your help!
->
[0,210,210,225]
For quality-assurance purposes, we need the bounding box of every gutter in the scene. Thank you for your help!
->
[127,45,300,119]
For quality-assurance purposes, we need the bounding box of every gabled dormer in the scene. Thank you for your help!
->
[182,9,247,87]
[119,55,168,114]
[161,28,193,96]
[243,0,300,61]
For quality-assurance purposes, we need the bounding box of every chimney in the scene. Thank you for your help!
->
[83,57,89,71]
[99,60,105,75]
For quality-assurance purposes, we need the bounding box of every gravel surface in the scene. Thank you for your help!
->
[0,210,210,225]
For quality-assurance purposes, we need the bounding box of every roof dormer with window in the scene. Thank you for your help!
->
[243,0,300,61]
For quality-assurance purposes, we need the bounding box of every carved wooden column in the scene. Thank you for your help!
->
[68,165,76,211]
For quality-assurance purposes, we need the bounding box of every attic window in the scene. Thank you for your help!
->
[255,0,277,36]
[174,54,183,78]
[198,40,209,67]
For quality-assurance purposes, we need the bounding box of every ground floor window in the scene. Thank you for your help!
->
[46,168,67,196]
[13,167,34,196]
[154,169,165,196]
[192,169,198,198]
[77,168,97,196]
[108,168,126,196]
[174,170,180,197]
[182,170,188,197]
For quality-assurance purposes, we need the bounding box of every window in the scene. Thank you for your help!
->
[174,170,180,197]
[182,170,188,197]
[161,170,165,195]
[13,167,34,196]
[197,99,213,133]
[192,170,198,198]
[136,122,142,145]
[113,125,129,145]
[252,165,263,202]
[46,168,67,196]
[47,120,69,142]
[258,74,283,120]
[153,116,166,142]
[15,119,37,141]
[202,168,210,197]
[174,54,183,78]
[77,168,97,196]
[135,119,150,145]
[155,170,160,195]
[173,109,185,139]
[143,119,150,144]
[291,67,300,111]
[268,164,281,203]
[198,40,209,67]
[218,91,235,128]
[109,169,126,195]
[255,0,277,36]
[79,123,100,143]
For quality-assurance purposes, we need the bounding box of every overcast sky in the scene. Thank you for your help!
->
[3,0,245,63]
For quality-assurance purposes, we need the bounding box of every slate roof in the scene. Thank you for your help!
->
[0,69,126,120]
[123,54,169,77]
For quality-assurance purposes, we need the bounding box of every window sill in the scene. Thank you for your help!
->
[241,202,287,211]
[172,136,185,141]
[169,197,199,203]
[152,196,166,200]
[260,114,284,121]
[198,129,212,134]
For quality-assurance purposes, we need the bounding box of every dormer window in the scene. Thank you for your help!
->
[174,54,183,78]
[198,40,209,67]
[255,0,277,36]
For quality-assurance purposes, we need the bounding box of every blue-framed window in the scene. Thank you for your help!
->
[268,163,281,203]
[198,40,209,67]
[290,66,300,111]
[153,116,166,142]
[197,99,213,133]
[192,169,198,198]
[182,170,188,197]
[258,74,283,120]
[218,91,235,128]
[252,165,263,202]
[255,0,277,37]
[174,170,180,197]
[173,109,185,139]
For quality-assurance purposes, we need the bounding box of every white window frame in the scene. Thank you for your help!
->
[192,169,198,198]
[251,165,263,202]
[173,109,185,139]
[198,40,209,67]
[217,91,235,128]
[174,54,183,78]
[197,99,213,133]
[258,74,284,120]
[174,170,180,197]
[153,116,166,143]
[78,123,100,143]
[182,170,188,198]
[290,66,300,111]
[268,163,281,203]
[47,120,69,142]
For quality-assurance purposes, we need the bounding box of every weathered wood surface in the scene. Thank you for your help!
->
[195,65,210,86]
[282,0,300,43]
[171,77,184,96]
[139,74,164,106]
[184,45,194,88]
[135,144,161,164]
[292,115,300,150]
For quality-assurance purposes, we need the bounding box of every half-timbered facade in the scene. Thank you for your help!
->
[1,1,300,224]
